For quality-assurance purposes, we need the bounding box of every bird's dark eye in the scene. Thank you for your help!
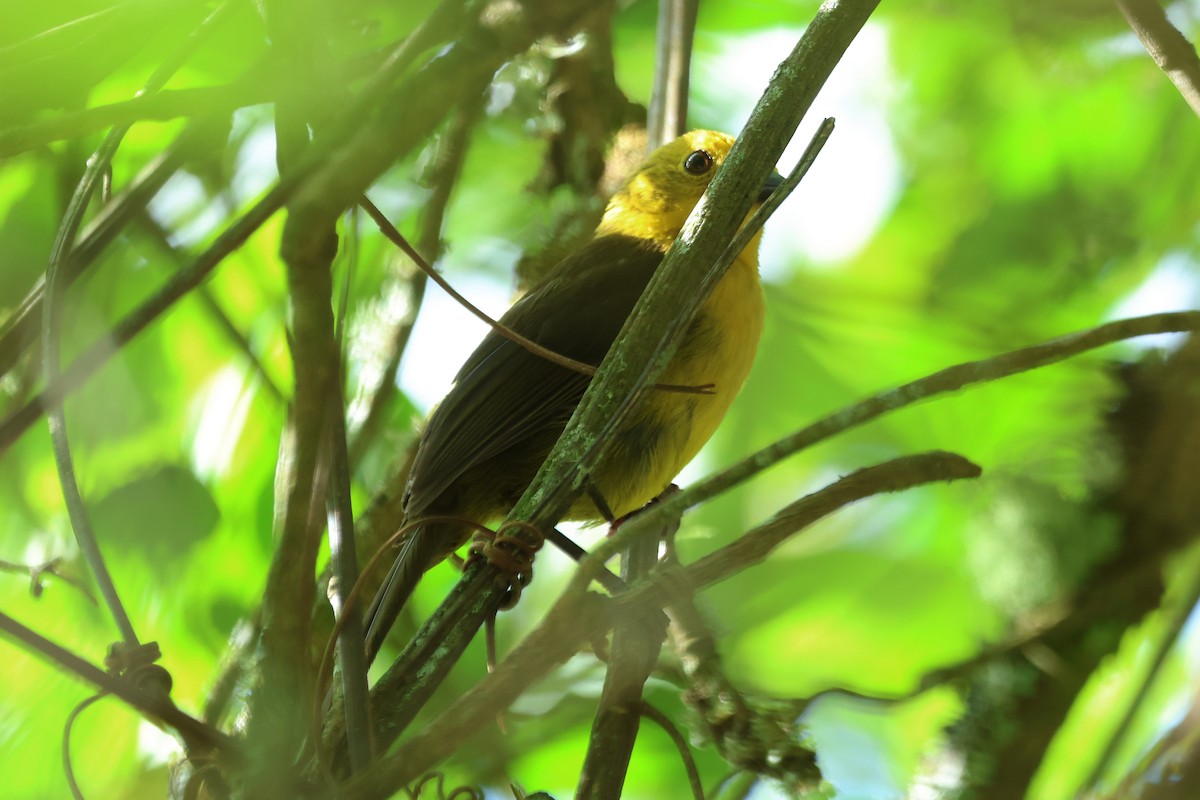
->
[683,150,714,175]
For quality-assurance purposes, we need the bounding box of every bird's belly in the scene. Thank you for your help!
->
[576,256,764,519]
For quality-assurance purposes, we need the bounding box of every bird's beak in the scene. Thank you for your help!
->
[758,170,785,203]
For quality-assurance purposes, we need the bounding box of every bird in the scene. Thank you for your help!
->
[364,129,781,663]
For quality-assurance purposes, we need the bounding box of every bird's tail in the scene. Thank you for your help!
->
[363,526,441,666]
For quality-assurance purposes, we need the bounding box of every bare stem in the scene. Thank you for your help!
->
[647,0,699,147]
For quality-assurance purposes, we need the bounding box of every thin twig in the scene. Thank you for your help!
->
[1118,0,1200,117]
[349,103,481,462]
[646,0,699,147]
[45,135,145,648]
[640,702,706,800]
[358,197,714,396]
[0,159,295,458]
[723,117,834,265]
[665,578,821,785]
[313,514,493,773]
[284,0,589,220]
[0,121,221,380]
[684,453,980,589]
[0,79,265,158]
[0,609,238,758]
[134,213,286,404]
[202,615,258,727]
[326,382,373,772]
[242,0,345,785]
[40,0,237,650]
[588,310,1200,580]
[63,693,107,800]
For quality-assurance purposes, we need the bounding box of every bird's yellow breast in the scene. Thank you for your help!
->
[579,248,765,519]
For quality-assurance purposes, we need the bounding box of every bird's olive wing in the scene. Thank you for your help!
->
[403,235,665,518]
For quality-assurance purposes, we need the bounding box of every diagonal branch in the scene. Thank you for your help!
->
[1118,0,1200,117]
[340,450,971,799]
[584,310,1200,579]
[362,0,882,757]
[0,609,238,759]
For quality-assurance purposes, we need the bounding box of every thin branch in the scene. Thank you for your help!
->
[338,592,614,800]
[340,449,963,798]
[0,40,395,158]
[348,104,480,463]
[63,692,107,800]
[260,0,376,762]
[665,579,820,785]
[911,533,1186,698]
[282,0,590,225]
[681,452,980,590]
[203,616,259,727]
[0,120,222,380]
[135,213,286,404]
[0,162,294,459]
[326,381,372,772]
[577,520,669,799]
[640,702,706,800]
[1118,0,1200,117]
[587,310,1200,579]
[0,609,239,758]
[242,0,347,786]
[1103,686,1200,799]
[646,0,699,147]
[40,0,237,650]
[724,117,834,266]
[360,196,714,395]
[313,514,493,773]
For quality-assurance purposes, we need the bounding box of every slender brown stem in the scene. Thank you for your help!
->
[348,103,481,463]
[589,310,1200,575]
[639,703,706,800]
[358,196,714,395]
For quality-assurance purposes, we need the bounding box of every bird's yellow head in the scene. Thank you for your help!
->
[597,129,774,250]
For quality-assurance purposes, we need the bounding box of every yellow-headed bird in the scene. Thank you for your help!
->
[365,129,780,661]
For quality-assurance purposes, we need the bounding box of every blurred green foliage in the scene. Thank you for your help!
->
[1,0,1199,798]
